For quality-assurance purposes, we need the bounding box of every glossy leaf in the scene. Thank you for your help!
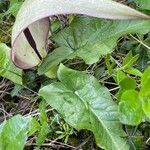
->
[0,43,22,84]
[11,0,150,69]
[119,90,144,125]
[39,64,129,150]
[0,115,32,150]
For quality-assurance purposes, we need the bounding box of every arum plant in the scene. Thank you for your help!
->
[11,0,150,69]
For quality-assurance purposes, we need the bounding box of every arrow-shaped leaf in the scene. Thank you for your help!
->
[39,64,129,150]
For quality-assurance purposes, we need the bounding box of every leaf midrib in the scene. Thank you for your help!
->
[73,89,124,150]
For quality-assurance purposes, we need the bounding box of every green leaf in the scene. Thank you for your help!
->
[122,51,133,66]
[36,122,49,147]
[139,67,150,119]
[140,95,150,119]
[134,0,150,10]
[4,0,23,17]
[38,47,73,75]
[53,16,150,64]
[0,115,32,150]
[119,90,144,125]
[40,17,150,75]
[44,65,58,79]
[39,101,48,123]
[124,67,142,77]
[10,84,23,97]
[116,76,136,99]
[140,67,150,97]
[140,96,150,120]
[51,19,61,33]
[119,77,136,90]
[39,64,129,150]
[121,52,142,76]
[122,52,139,68]
[105,54,114,75]
[11,0,150,69]
[28,118,40,136]
[36,101,50,147]
[0,43,22,84]
[116,70,127,84]
[141,67,150,89]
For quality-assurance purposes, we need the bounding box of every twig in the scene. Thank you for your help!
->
[25,108,54,117]
[130,34,150,50]
[146,137,150,145]
[75,135,92,150]
[109,86,120,92]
